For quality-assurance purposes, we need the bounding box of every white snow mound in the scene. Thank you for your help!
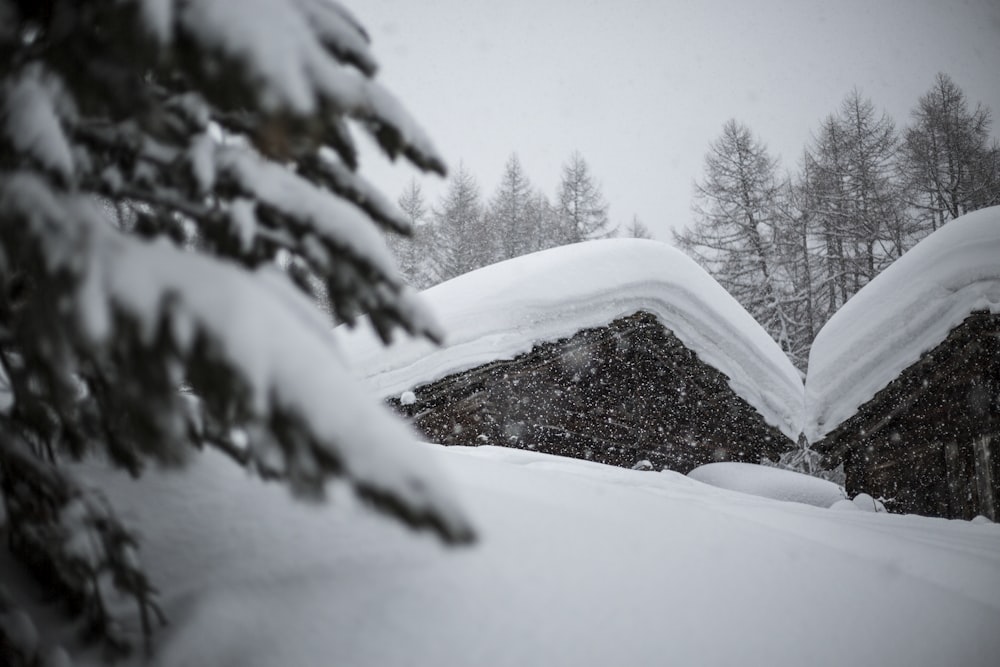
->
[688,462,847,508]
[805,206,1000,442]
[64,445,1000,667]
[338,239,804,440]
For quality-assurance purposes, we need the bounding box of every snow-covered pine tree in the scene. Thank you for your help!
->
[800,92,912,325]
[624,214,652,239]
[556,151,614,243]
[772,171,820,368]
[388,178,437,289]
[800,115,853,322]
[0,0,473,661]
[835,91,909,280]
[901,73,1000,229]
[430,164,489,280]
[486,153,535,261]
[675,120,797,360]
[524,189,563,253]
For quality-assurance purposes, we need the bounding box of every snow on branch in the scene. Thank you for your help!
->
[0,429,165,660]
[299,151,414,235]
[0,173,472,543]
[1,65,76,183]
[215,146,445,337]
[291,0,378,77]
[67,105,439,336]
[122,0,447,171]
[216,147,400,280]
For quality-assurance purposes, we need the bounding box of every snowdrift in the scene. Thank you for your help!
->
[338,239,804,440]
[805,206,1000,442]
[688,462,847,508]
[64,445,1000,667]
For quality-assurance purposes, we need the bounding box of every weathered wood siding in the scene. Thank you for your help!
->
[816,312,1000,519]
[389,312,791,473]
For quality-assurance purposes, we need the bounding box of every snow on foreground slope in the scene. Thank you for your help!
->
[72,446,1000,667]
[806,206,1000,441]
[337,239,804,440]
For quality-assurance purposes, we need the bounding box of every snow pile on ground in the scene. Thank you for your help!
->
[805,206,1000,441]
[338,239,804,440]
[59,445,1000,667]
[831,493,888,513]
[688,461,847,508]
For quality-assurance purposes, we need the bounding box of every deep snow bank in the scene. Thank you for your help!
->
[67,445,1000,667]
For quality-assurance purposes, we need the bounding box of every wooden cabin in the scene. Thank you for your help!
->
[806,207,1000,521]
[340,239,804,474]
[812,311,998,520]
[388,310,790,472]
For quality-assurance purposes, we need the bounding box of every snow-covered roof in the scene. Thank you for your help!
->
[337,239,804,440]
[805,206,1000,442]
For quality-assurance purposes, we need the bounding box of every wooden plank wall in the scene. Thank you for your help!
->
[389,312,792,473]
[820,312,999,519]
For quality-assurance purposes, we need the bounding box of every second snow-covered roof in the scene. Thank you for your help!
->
[337,239,804,440]
[805,206,1000,442]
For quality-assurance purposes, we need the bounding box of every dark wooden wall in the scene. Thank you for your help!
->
[817,312,999,520]
[389,311,791,473]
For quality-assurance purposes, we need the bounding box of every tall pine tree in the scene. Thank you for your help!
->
[0,1,473,662]
[901,73,1000,229]
[773,170,820,368]
[524,189,563,252]
[556,151,613,243]
[487,153,535,261]
[430,164,489,281]
[624,214,652,239]
[801,92,910,323]
[388,179,438,289]
[833,91,909,287]
[675,120,797,358]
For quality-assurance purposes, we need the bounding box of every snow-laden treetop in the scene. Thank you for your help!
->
[339,239,805,440]
[0,2,477,654]
[805,206,1000,442]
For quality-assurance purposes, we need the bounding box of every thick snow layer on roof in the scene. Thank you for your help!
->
[806,206,1000,442]
[338,239,804,440]
[688,462,847,508]
[52,445,1000,666]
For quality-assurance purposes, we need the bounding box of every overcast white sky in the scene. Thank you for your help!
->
[346,0,1000,240]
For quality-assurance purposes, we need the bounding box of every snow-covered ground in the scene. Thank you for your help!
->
[338,239,804,440]
[65,444,1000,667]
[805,206,1000,441]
